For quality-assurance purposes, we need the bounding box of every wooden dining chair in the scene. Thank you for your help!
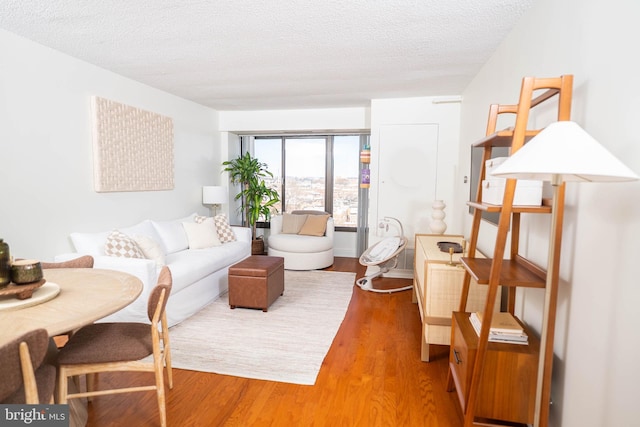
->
[0,328,56,404]
[40,255,95,347]
[40,255,94,269]
[57,266,173,427]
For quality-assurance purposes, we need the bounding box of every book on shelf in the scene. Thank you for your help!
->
[474,311,524,334]
[469,312,528,345]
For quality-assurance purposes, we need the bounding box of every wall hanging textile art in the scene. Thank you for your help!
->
[91,96,174,192]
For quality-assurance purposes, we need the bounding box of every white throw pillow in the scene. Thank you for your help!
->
[104,230,145,258]
[133,235,166,266]
[182,218,221,249]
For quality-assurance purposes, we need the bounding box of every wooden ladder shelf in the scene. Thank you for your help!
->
[446,74,573,427]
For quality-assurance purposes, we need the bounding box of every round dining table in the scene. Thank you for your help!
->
[0,268,143,345]
[0,268,143,427]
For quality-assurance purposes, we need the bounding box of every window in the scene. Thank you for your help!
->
[253,134,367,229]
[332,136,360,227]
[284,137,326,212]
[253,137,282,214]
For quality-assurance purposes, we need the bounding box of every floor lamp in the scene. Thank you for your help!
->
[491,121,639,427]
[202,186,227,216]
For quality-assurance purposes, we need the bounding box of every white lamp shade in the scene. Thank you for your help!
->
[202,186,227,204]
[491,121,639,182]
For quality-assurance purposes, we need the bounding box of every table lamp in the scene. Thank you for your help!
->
[202,186,227,216]
[490,120,639,427]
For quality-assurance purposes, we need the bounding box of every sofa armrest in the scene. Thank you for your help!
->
[232,226,252,243]
[269,215,283,236]
[92,255,159,294]
[325,217,335,239]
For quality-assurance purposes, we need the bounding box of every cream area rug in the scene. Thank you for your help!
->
[167,270,356,385]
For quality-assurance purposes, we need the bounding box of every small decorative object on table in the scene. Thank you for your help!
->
[0,279,47,300]
[429,200,447,234]
[437,241,463,253]
[11,259,43,284]
[0,259,47,300]
[0,238,10,287]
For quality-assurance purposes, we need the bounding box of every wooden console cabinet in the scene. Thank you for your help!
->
[412,234,499,361]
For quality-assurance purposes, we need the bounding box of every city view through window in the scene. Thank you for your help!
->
[254,135,363,228]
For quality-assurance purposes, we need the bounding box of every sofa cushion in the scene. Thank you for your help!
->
[105,230,145,259]
[70,231,110,256]
[164,241,249,293]
[298,214,330,236]
[120,220,162,242]
[281,213,308,234]
[182,218,221,249]
[151,213,196,254]
[69,219,159,256]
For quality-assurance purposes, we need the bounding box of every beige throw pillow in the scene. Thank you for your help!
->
[182,218,221,249]
[133,235,166,266]
[282,213,308,234]
[298,214,330,236]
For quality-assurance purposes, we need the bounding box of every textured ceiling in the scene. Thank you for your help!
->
[0,0,533,110]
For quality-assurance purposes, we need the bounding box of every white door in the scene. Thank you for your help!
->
[376,124,439,243]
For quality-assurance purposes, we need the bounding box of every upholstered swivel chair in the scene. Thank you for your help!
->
[57,266,173,427]
[268,210,334,270]
[0,328,56,404]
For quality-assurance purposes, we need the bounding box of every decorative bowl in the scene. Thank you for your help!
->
[10,259,43,284]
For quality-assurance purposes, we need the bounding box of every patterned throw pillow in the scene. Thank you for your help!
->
[214,214,236,243]
[194,215,208,224]
[104,230,145,258]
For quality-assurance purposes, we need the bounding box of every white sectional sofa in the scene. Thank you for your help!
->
[59,213,251,327]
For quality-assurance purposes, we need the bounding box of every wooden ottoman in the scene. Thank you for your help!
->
[228,256,285,312]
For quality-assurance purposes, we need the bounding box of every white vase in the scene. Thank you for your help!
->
[429,200,447,234]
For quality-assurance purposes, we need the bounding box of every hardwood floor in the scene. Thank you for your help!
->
[83,257,463,426]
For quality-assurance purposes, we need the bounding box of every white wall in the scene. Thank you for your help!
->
[0,29,220,260]
[456,0,640,425]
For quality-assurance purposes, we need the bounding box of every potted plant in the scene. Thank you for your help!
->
[222,152,280,254]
